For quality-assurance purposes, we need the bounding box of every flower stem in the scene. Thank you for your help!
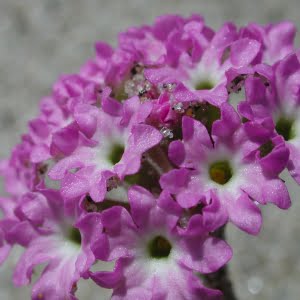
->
[203,226,238,300]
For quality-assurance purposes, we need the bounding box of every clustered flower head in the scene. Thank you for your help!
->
[0,14,299,299]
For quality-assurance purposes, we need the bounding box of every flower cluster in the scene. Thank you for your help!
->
[0,14,298,299]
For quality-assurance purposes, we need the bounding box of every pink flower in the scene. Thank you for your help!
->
[145,22,261,106]
[0,13,298,299]
[239,52,300,184]
[10,189,102,300]
[48,95,162,203]
[161,110,290,234]
[0,197,17,265]
[90,186,232,299]
[240,21,296,64]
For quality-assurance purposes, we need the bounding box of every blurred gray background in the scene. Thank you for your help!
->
[0,1,300,299]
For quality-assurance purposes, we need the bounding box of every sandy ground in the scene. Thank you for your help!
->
[0,1,300,299]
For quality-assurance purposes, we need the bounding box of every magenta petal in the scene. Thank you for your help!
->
[115,124,162,178]
[160,168,190,194]
[95,41,113,58]
[226,192,262,235]
[14,192,48,227]
[121,96,152,126]
[268,21,296,62]
[178,214,206,236]
[61,169,92,200]
[0,197,16,216]
[30,144,51,163]
[178,236,232,274]
[101,87,123,117]
[203,192,228,232]
[174,82,201,103]
[157,190,183,216]
[6,221,38,247]
[230,38,261,67]
[176,186,202,209]
[168,140,185,166]
[29,118,50,140]
[243,119,274,143]
[13,237,55,286]
[90,234,109,261]
[287,143,300,184]
[144,66,182,84]
[212,103,240,139]
[209,22,237,50]
[48,153,89,180]
[101,207,137,259]
[76,212,103,248]
[262,179,291,209]
[50,123,79,156]
[89,172,109,202]
[31,256,79,300]
[76,212,102,231]
[260,137,290,176]
[74,103,98,138]
[128,185,155,228]
[90,258,124,289]
[182,116,211,148]
[238,101,253,120]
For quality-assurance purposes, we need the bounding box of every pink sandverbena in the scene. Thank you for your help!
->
[0,14,298,300]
